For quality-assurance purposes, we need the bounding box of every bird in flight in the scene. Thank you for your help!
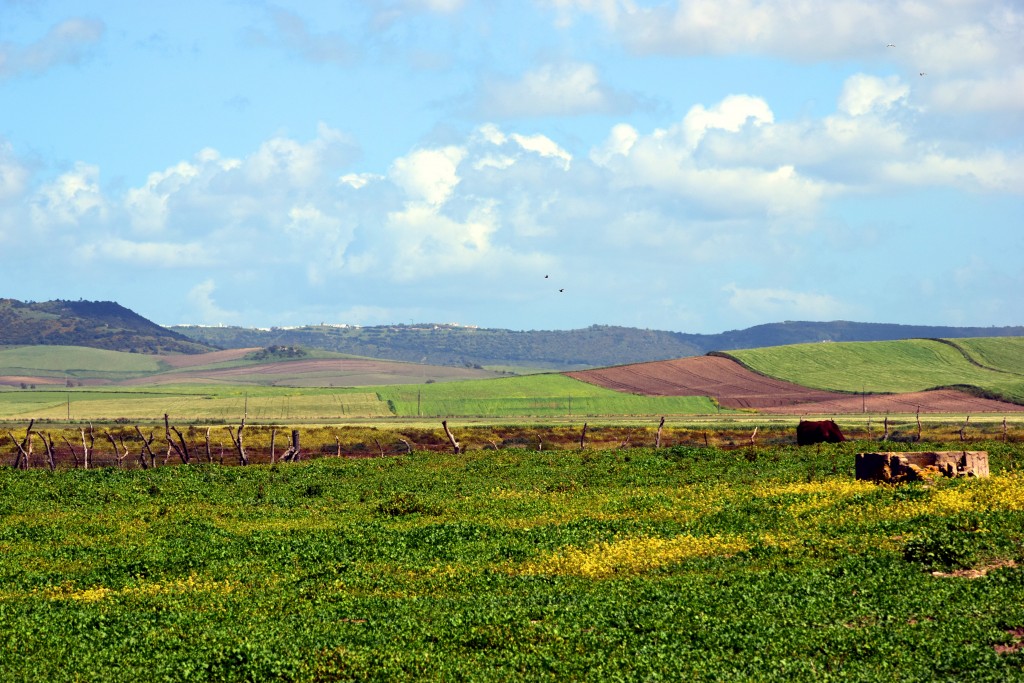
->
[919,72,927,76]
[886,43,895,47]
[544,274,549,278]
[559,288,564,293]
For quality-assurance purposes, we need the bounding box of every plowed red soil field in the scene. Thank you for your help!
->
[566,356,1024,414]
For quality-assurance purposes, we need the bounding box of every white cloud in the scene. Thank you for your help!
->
[927,67,1024,113]
[881,151,1024,194]
[482,62,632,117]
[683,95,774,149]
[246,123,355,186]
[0,18,104,80]
[125,161,200,234]
[592,99,830,218]
[186,279,238,324]
[509,133,572,170]
[724,284,845,320]
[30,162,106,227]
[384,200,499,278]
[389,146,466,206]
[0,142,30,202]
[119,125,357,238]
[339,172,381,189]
[548,0,1024,117]
[838,74,909,117]
[78,238,213,267]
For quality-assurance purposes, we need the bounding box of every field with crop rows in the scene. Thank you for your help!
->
[950,338,1024,375]
[1,441,1023,681]
[727,338,1024,403]
[0,374,719,423]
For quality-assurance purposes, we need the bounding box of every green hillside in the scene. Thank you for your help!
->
[726,337,1024,404]
[0,299,214,354]
[0,345,168,381]
[947,337,1024,374]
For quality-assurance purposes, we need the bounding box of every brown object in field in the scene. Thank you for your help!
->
[796,419,845,446]
[855,451,989,483]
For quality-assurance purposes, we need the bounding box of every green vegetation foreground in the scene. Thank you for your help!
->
[1,442,1023,681]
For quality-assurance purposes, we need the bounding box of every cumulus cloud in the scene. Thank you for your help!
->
[548,0,1024,115]
[591,98,830,219]
[0,17,104,80]
[481,62,635,117]
[389,146,466,206]
[683,95,774,149]
[838,74,909,117]
[186,279,238,324]
[30,162,107,228]
[121,124,357,238]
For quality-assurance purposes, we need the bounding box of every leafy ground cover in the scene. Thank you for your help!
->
[728,338,1024,403]
[1,441,1022,681]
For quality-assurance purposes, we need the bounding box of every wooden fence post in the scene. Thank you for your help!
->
[442,420,461,454]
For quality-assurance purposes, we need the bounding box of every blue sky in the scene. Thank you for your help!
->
[1,1,1021,333]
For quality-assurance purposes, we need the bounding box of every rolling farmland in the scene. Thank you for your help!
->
[567,341,1024,414]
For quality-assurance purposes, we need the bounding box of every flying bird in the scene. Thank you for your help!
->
[919,72,927,76]
[886,43,895,47]
[559,288,564,293]
[544,275,549,278]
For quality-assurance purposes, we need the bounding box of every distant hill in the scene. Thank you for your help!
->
[172,320,1024,370]
[0,299,214,355]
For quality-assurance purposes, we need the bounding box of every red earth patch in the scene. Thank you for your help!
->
[566,355,1024,414]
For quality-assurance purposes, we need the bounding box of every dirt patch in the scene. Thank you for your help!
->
[995,627,1024,655]
[121,358,496,386]
[931,559,1017,580]
[566,356,1024,414]
[0,375,66,387]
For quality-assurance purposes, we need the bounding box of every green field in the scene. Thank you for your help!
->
[376,374,718,418]
[0,345,167,381]
[729,338,1024,403]
[1,442,1022,681]
[0,375,718,422]
[950,338,1024,375]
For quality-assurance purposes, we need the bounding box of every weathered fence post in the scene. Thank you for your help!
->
[442,420,461,454]
[281,430,301,462]
[8,419,34,469]
[225,419,248,465]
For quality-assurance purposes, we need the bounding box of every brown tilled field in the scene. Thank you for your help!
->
[566,355,1024,414]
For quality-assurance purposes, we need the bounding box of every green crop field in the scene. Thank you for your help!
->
[376,374,719,418]
[729,338,1024,403]
[951,338,1024,375]
[0,374,719,422]
[0,345,167,380]
[1,441,1023,681]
